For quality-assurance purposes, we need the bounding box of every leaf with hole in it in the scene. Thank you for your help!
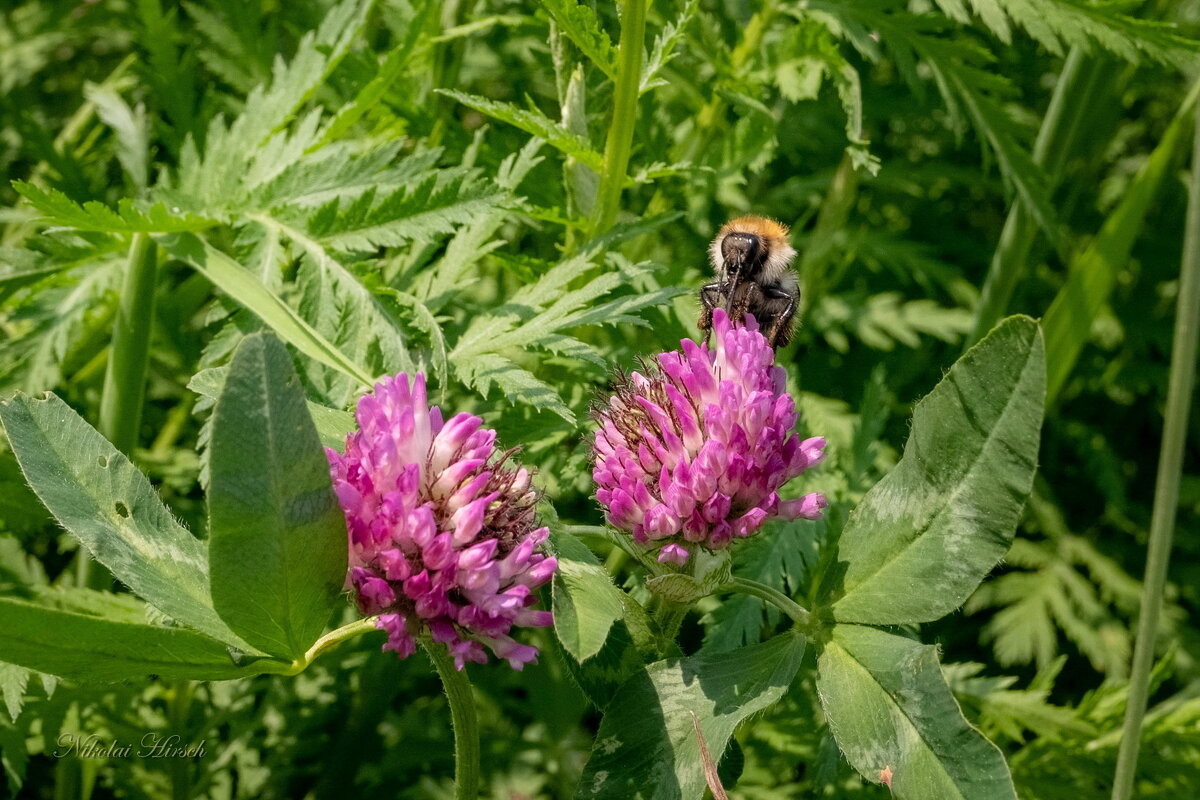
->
[0,393,254,652]
[0,597,257,682]
[576,631,805,799]
[551,529,625,663]
[208,333,347,658]
[816,625,1016,800]
[830,316,1045,624]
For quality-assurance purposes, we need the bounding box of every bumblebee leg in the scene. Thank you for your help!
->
[698,283,722,345]
[762,287,797,348]
[732,282,761,328]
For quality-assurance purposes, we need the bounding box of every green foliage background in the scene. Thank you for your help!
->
[0,0,1198,797]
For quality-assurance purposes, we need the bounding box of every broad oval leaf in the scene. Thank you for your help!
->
[0,597,255,682]
[552,529,626,663]
[208,333,347,659]
[0,393,254,651]
[830,316,1045,624]
[816,624,1016,800]
[576,630,805,800]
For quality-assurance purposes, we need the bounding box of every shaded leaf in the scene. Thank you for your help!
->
[208,333,346,659]
[576,631,806,799]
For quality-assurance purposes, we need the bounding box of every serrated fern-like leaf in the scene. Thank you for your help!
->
[13,183,217,234]
[0,256,123,392]
[965,0,1200,69]
[541,0,617,79]
[294,254,412,408]
[825,6,1063,246]
[280,172,503,252]
[457,353,575,423]
[168,0,369,208]
[438,89,605,171]
[640,0,699,93]
[417,140,545,312]
[701,521,816,653]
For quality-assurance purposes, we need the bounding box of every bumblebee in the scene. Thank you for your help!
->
[698,215,799,348]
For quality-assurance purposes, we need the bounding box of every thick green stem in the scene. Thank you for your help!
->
[966,49,1118,346]
[591,0,647,235]
[99,233,158,453]
[168,680,193,800]
[76,233,158,588]
[1110,99,1200,800]
[423,641,481,800]
[724,577,810,629]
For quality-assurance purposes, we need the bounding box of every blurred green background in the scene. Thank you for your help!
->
[1,0,1198,797]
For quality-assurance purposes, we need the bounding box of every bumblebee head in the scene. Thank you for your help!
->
[711,215,796,281]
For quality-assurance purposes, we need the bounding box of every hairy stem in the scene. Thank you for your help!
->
[1110,98,1200,800]
[591,0,647,235]
[423,641,481,800]
[724,577,810,628]
[267,616,382,675]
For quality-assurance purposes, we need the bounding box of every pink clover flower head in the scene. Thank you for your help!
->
[328,373,556,670]
[592,309,826,563]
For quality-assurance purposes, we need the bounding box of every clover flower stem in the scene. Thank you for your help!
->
[168,679,193,800]
[724,577,811,629]
[270,617,383,675]
[654,600,690,654]
[423,639,482,800]
[1110,95,1200,800]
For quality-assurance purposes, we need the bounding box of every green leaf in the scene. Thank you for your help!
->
[816,625,1016,800]
[188,366,355,451]
[0,597,254,682]
[551,529,625,663]
[0,393,254,651]
[831,316,1045,624]
[208,333,347,659]
[541,0,617,79]
[12,182,217,234]
[290,174,503,252]
[644,573,708,605]
[438,90,605,171]
[0,663,29,722]
[576,631,806,799]
[157,232,374,388]
[85,83,150,192]
[455,353,575,422]
[964,0,1200,70]
[1042,83,1198,402]
[0,246,70,287]
[307,402,357,451]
